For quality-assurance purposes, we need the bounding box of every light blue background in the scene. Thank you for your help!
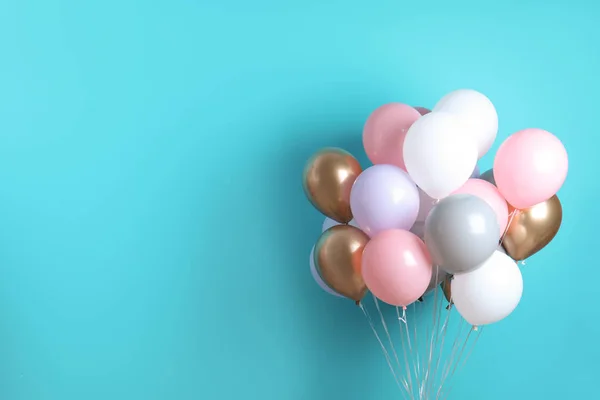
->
[0,0,596,399]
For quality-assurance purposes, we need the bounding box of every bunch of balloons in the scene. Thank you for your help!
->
[304,89,568,327]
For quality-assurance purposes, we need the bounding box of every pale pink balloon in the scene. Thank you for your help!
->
[494,129,568,209]
[453,179,509,236]
[362,229,432,307]
[414,106,431,116]
[362,103,422,170]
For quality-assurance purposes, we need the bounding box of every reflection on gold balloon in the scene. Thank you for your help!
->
[502,195,562,261]
[314,225,369,303]
[303,148,362,223]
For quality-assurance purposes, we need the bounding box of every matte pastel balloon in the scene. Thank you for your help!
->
[403,111,478,199]
[453,179,509,236]
[493,128,568,209]
[425,194,500,274]
[350,165,420,237]
[309,246,343,297]
[362,229,432,306]
[414,106,431,116]
[452,250,523,326]
[322,217,359,232]
[433,89,498,159]
[362,103,422,170]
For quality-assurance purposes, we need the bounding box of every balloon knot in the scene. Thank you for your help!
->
[473,326,479,331]
[355,300,361,306]
[402,306,407,310]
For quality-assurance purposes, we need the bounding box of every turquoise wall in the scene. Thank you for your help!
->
[0,0,596,399]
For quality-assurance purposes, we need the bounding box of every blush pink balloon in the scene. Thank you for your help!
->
[453,179,509,236]
[414,106,431,116]
[362,229,432,307]
[363,103,422,170]
[494,129,568,209]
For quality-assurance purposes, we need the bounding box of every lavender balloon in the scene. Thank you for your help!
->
[350,164,419,237]
[309,246,343,297]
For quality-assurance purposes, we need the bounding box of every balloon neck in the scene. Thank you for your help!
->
[473,326,479,331]
[355,300,361,306]
[402,305,407,311]
[445,304,452,311]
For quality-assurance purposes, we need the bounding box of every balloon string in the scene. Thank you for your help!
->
[373,296,405,385]
[436,321,472,399]
[440,327,483,400]
[411,302,422,399]
[396,306,415,400]
[435,318,466,399]
[359,304,408,395]
[422,266,441,398]
[425,291,453,399]
[438,326,483,400]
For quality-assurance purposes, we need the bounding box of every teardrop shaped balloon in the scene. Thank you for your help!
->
[314,225,369,302]
[303,148,362,223]
[501,195,562,261]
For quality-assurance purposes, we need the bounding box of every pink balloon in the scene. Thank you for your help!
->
[494,129,568,209]
[362,103,421,170]
[413,106,431,116]
[453,179,509,236]
[362,230,432,307]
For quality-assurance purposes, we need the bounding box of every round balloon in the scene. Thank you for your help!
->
[452,250,523,326]
[425,194,500,274]
[362,229,432,307]
[493,128,568,209]
[314,225,369,302]
[403,111,478,199]
[302,148,362,223]
[433,89,498,159]
[350,165,419,237]
[453,179,509,236]
[309,246,343,297]
[362,103,422,170]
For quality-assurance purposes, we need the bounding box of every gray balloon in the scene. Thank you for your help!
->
[479,169,496,186]
[424,194,500,274]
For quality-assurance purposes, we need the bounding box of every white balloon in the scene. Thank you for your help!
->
[403,111,477,199]
[452,251,523,326]
[433,89,498,159]
[322,217,358,232]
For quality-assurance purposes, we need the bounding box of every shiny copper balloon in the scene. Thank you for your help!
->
[303,148,362,223]
[502,195,562,261]
[441,276,453,306]
[314,225,369,302]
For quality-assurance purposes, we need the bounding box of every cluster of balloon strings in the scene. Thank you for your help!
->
[303,89,568,399]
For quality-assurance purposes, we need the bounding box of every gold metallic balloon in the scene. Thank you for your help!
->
[441,276,453,306]
[303,148,362,223]
[502,195,562,261]
[314,225,369,303]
